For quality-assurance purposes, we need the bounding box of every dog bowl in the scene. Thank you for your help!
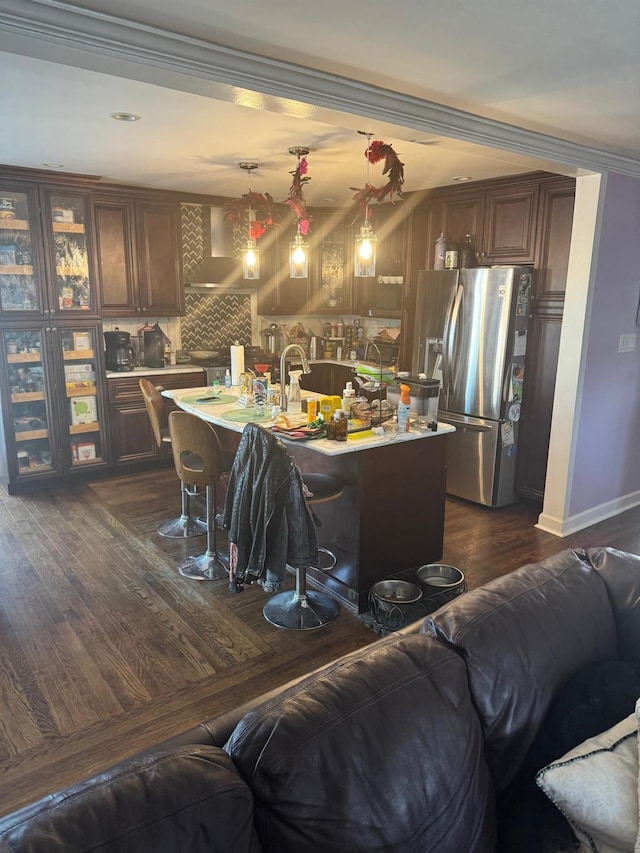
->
[416,564,465,589]
[371,579,422,605]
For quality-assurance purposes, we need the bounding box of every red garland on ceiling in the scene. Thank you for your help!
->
[224,191,280,240]
[349,140,405,222]
[285,155,311,235]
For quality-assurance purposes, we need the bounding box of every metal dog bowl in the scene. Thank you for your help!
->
[371,579,422,605]
[416,564,465,589]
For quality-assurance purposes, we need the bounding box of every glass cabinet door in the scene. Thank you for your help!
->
[3,328,55,476]
[46,191,93,312]
[58,326,105,468]
[0,190,41,313]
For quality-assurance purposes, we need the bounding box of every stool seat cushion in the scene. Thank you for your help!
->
[301,473,343,504]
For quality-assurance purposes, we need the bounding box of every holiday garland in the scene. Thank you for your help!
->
[224,191,280,240]
[285,154,311,235]
[350,139,405,222]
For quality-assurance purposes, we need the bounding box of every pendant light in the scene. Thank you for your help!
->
[239,162,260,280]
[354,133,378,278]
[287,147,310,279]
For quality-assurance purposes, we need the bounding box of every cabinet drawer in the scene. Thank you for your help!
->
[108,370,205,402]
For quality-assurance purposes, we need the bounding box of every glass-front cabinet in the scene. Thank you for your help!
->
[0,323,106,485]
[0,175,105,490]
[0,183,97,317]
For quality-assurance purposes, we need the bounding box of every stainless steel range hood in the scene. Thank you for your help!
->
[186,206,255,292]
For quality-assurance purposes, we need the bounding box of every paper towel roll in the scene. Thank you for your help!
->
[230,344,245,386]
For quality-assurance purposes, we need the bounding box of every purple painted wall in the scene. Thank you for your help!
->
[570,173,640,515]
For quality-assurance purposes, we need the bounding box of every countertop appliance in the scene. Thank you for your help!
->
[411,267,532,506]
[143,330,165,368]
[104,330,134,372]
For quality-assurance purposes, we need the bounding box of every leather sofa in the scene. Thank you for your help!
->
[1,546,639,853]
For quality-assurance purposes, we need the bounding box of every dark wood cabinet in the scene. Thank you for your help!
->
[107,370,204,465]
[439,192,485,260]
[300,361,355,396]
[95,194,183,317]
[481,184,539,264]
[516,178,575,501]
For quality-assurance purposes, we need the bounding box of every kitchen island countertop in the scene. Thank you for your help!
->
[163,386,454,456]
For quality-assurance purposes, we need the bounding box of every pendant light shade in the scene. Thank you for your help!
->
[289,232,309,278]
[354,218,377,278]
[239,162,260,280]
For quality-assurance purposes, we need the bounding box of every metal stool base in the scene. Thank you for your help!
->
[263,590,339,630]
[178,552,228,581]
[157,514,207,539]
[311,546,337,571]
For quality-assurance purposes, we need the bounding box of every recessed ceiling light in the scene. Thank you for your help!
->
[452,175,473,182]
[43,163,64,169]
[110,112,141,122]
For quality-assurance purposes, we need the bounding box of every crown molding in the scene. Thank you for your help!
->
[1,0,640,179]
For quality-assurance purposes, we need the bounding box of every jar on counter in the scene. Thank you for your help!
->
[334,409,348,442]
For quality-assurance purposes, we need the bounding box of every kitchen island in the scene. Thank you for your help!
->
[165,386,454,614]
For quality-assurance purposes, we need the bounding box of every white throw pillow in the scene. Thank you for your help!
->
[536,711,639,853]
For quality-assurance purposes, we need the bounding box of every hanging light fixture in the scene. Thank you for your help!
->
[354,133,377,278]
[286,147,310,279]
[239,162,260,280]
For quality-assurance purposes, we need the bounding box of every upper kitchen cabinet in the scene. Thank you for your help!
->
[0,179,99,318]
[352,203,408,317]
[95,192,184,317]
[433,174,542,265]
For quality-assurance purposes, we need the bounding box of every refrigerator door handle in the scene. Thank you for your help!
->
[444,284,463,400]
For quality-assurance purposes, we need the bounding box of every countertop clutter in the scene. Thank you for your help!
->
[165,386,454,456]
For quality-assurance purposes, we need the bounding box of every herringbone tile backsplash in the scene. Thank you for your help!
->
[181,204,251,351]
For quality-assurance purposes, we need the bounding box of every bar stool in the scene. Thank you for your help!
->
[263,472,343,631]
[168,410,227,581]
[139,378,206,539]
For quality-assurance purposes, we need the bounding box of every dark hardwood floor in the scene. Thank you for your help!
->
[0,466,639,817]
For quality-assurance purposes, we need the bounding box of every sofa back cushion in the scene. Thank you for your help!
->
[0,745,261,853]
[422,549,617,792]
[587,547,640,659]
[225,633,495,853]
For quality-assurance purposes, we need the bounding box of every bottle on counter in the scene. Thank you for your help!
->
[397,383,412,433]
[326,417,337,440]
[288,370,302,414]
[334,409,348,441]
[342,381,356,417]
[224,369,232,389]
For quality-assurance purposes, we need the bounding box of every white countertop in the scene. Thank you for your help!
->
[163,385,454,456]
[106,365,205,378]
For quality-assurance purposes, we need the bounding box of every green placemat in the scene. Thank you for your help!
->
[182,393,237,405]
[221,408,273,424]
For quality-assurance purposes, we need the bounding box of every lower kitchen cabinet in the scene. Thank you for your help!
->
[0,322,108,492]
[107,370,205,465]
[301,362,355,396]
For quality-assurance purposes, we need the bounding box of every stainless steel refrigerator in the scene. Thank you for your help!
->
[411,267,532,506]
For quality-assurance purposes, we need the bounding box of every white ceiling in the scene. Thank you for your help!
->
[0,0,638,206]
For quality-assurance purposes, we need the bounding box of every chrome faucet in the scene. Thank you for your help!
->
[279,343,311,412]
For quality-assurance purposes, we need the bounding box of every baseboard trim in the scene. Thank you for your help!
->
[536,490,640,537]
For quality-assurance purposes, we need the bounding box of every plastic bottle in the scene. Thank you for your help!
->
[342,381,356,418]
[288,370,302,414]
[224,369,232,389]
[397,383,411,433]
[460,234,475,269]
[334,409,348,441]
[434,233,447,270]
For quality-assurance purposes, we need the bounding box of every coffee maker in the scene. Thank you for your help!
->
[104,330,134,372]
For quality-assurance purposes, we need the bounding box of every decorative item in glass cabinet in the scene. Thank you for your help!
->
[286,146,311,279]
[350,132,406,277]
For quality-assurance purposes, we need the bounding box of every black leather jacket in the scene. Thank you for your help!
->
[223,423,318,591]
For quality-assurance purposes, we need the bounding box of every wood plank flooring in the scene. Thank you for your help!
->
[0,467,638,818]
